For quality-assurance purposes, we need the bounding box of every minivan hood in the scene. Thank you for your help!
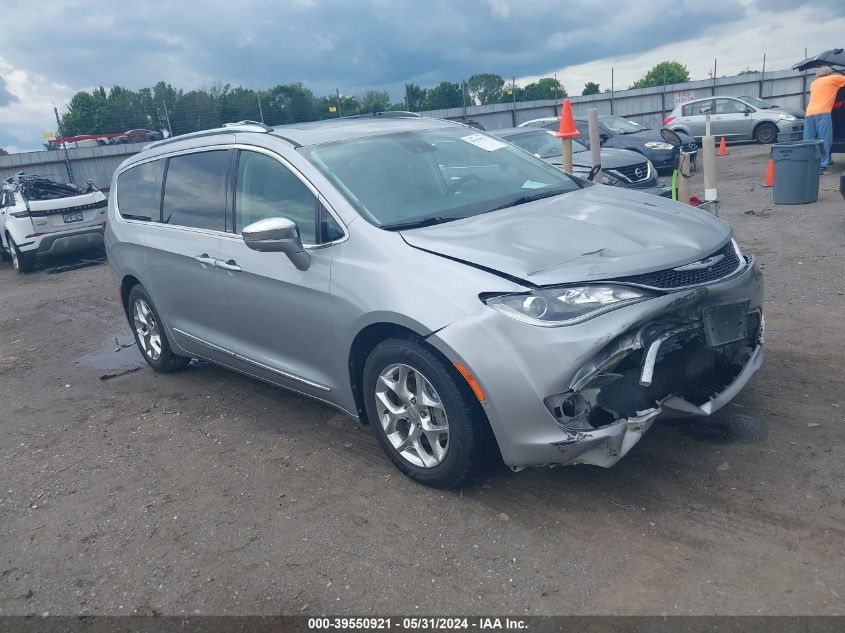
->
[400,186,730,286]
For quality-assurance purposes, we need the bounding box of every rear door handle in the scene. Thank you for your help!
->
[217,259,242,272]
[195,253,217,267]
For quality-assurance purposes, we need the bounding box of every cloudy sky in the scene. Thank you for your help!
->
[1,0,843,152]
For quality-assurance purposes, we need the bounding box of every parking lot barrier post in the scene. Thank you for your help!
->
[702,134,718,202]
[587,108,602,182]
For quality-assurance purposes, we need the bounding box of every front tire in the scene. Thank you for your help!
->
[127,285,190,373]
[363,336,492,489]
[755,122,778,144]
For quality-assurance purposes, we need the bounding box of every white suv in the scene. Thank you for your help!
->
[1,174,107,273]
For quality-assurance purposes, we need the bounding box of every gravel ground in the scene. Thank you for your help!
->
[1,144,843,616]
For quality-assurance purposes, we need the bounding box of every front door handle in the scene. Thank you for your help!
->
[195,253,216,267]
[217,259,242,272]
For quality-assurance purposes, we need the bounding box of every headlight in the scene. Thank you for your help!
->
[778,113,796,121]
[484,284,654,326]
[644,141,673,150]
[601,172,620,185]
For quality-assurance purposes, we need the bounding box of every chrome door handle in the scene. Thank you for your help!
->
[195,254,216,267]
[217,259,242,272]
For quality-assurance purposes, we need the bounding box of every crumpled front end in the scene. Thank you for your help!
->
[545,306,764,467]
[428,256,765,470]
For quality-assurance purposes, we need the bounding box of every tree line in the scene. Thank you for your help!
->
[49,61,691,144]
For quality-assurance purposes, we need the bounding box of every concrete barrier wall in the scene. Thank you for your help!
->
[0,68,812,188]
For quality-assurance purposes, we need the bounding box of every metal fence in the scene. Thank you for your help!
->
[0,68,813,189]
[0,144,142,190]
[418,68,811,130]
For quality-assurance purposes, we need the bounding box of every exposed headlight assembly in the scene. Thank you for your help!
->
[484,284,654,326]
[778,113,796,121]
[644,141,673,150]
[601,172,621,185]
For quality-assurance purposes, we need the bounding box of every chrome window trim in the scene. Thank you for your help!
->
[113,143,348,247]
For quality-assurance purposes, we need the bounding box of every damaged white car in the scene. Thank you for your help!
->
[1,174,107,273]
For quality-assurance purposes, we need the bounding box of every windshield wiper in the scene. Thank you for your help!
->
[487,187,571,212]
[381,216,461,231]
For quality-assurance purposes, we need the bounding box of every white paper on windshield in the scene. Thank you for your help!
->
[461,133,507,151]
[521,180,548,189]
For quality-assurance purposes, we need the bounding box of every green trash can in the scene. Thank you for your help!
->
[770,140,823,204]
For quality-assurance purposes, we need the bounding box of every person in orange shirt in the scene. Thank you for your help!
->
[803,66,845,173]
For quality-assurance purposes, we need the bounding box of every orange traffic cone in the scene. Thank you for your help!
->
[556,99,581,138]
[764,159,774,187]
[718,136,728,156]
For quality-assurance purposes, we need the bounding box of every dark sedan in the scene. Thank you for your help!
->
[522,115,697,174]
[493,128,671,197]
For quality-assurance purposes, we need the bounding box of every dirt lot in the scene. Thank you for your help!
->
[1,145,843,616]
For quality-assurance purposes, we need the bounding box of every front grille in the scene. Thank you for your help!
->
[616,241,742,289]
[610,161,650,183]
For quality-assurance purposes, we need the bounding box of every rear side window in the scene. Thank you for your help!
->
[117,160,165,221]
[234,151,317,243]
[162,150,230,231]
[686,99,713,116]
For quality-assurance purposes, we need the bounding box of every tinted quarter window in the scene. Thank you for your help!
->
[162,150,230,231]
[234,151,316,244]
[117,159,165,221]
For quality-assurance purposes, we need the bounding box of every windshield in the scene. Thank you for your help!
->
[600,116,647,134]
[505,130,588,158]
[739,96,777,109]
[301,127,580,228]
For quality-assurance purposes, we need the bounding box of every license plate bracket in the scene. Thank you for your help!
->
[63,211,83,223]
[701,300,750,348]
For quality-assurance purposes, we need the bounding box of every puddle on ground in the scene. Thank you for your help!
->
[77,332,144,373]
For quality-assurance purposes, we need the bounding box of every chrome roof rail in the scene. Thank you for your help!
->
[223,120,274,132]
[145,121,274,150]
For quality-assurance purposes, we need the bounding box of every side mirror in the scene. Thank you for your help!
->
[660,127,683,148]
[242,217,310,271]
[599,133,609,145]
[744,106,753,116]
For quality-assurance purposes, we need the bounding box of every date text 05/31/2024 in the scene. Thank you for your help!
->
[307,617,528,630]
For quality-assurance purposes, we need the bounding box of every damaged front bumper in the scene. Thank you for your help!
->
[548,342,764,468]
[428,256,764,470]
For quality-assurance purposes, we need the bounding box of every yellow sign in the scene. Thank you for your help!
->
[328,105,337,113]
[43,131,56,139]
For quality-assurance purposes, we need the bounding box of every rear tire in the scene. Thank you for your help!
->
[754,122,778,144]
[127,285,190,373]
[8,236,35,273]
[363,336,493,489]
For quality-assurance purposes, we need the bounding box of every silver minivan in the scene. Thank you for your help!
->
[665,96,804,143]
[106,116,765,488]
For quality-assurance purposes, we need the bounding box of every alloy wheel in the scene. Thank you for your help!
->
[375,363,450,468]
[133,298,162,361]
